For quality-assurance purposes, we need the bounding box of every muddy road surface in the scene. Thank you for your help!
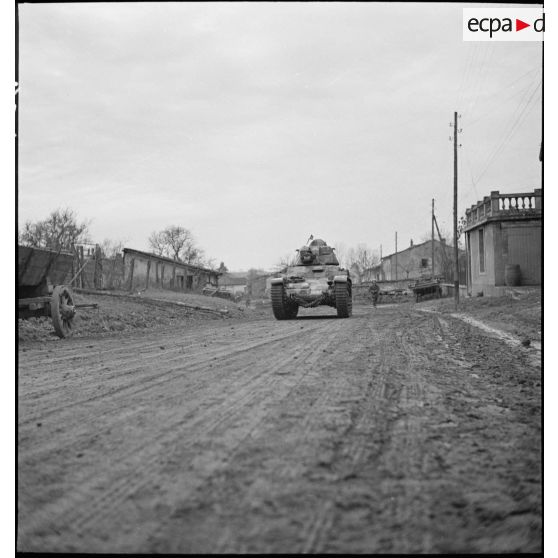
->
[18,303,541,553]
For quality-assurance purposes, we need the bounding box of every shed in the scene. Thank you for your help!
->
[122,248,220,293]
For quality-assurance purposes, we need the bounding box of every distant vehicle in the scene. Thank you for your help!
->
[270,238,352,319]
[410,276,442,302]
[202,285,242,302]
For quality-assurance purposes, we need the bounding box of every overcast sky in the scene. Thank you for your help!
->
[17,2,542,271]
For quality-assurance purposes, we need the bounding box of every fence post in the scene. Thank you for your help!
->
[94,244,102,289]
[128,258,135,292]
[79,245,85,288]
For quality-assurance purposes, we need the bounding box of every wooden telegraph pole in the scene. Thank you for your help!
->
[453,111,459,305]
[431,199,435,278]
[395,231,398,280]
[544,38,548,190]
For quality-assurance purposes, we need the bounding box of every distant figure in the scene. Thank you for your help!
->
[369,280,380,307]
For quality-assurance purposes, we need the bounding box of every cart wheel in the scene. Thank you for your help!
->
[51,285,76,338]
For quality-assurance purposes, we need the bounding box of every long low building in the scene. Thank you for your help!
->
[122,248,220,293]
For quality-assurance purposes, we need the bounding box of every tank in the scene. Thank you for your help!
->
[270,238,352,319]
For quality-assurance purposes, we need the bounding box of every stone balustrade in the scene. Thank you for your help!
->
[465,189,542,229]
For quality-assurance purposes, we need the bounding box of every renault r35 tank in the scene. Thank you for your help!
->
[270,238,352,319]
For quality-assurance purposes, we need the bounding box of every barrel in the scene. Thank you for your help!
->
[505,264,521,286]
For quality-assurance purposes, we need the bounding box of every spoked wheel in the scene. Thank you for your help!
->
[335,282,352,318]
[271,284,298,320]
[50,285,76,338]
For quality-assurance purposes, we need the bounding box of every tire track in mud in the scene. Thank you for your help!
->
[289,321,388,554]
[18,318,352,551]
[135,320,357,554]
[80,324,350,552]
[18,304,542,553]
[201,316,398,554]
[208,310,424,554]
[18,322,329,460]
[19,320,292,386]
[372,321,443,554]
[309,312,432,554]
[20,319,281,369]
[18,321,327,426]
[370,309,541,553]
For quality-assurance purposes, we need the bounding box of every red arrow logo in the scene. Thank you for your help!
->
[516,19,530,31]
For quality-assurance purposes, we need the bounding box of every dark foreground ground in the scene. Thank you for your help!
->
[18,289,542,553]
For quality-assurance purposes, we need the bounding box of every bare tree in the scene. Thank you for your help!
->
[346,244,380,282]
[148,226,202,262]
[19,208,90,251]
[208,259,217,270]
[182,241,203,265]
[274,252,298,272]
[148,230,167,257]
[332,241,348,268]
[166,226,191,261]
[100,238,126,258]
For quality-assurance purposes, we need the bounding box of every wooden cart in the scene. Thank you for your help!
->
[18,245,94,338]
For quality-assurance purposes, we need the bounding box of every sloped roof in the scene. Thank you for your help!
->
[122,247,220,275]
[219,275,247,286]
[382,238,464,260]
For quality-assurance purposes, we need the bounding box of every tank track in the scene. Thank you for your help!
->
[271,284,299,320]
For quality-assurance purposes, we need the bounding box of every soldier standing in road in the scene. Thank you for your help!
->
[369,280,380,307]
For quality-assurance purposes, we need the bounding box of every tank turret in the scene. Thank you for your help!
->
[296,239,339,266]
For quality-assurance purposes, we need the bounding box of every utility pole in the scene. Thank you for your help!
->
[395,231,398,281]
[453,111,459,305]
[541,39,543,189]
[431,198,435,278]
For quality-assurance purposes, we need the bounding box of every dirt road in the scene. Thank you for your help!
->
[18,303,541,553]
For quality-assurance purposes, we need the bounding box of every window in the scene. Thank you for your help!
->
[420,258,429,268]
[478,228,485,273]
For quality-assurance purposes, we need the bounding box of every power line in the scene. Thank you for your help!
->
[466,43,496,119]
[461,147,480,204]
[467,73,541,127]
[472,78,540,180]
[455,43,479,110]
[474,80,541,186]
[461,77,540,198]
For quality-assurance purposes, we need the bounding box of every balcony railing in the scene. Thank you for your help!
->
[465,189,542,228]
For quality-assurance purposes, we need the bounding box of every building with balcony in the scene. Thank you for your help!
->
[463,189,542,296]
